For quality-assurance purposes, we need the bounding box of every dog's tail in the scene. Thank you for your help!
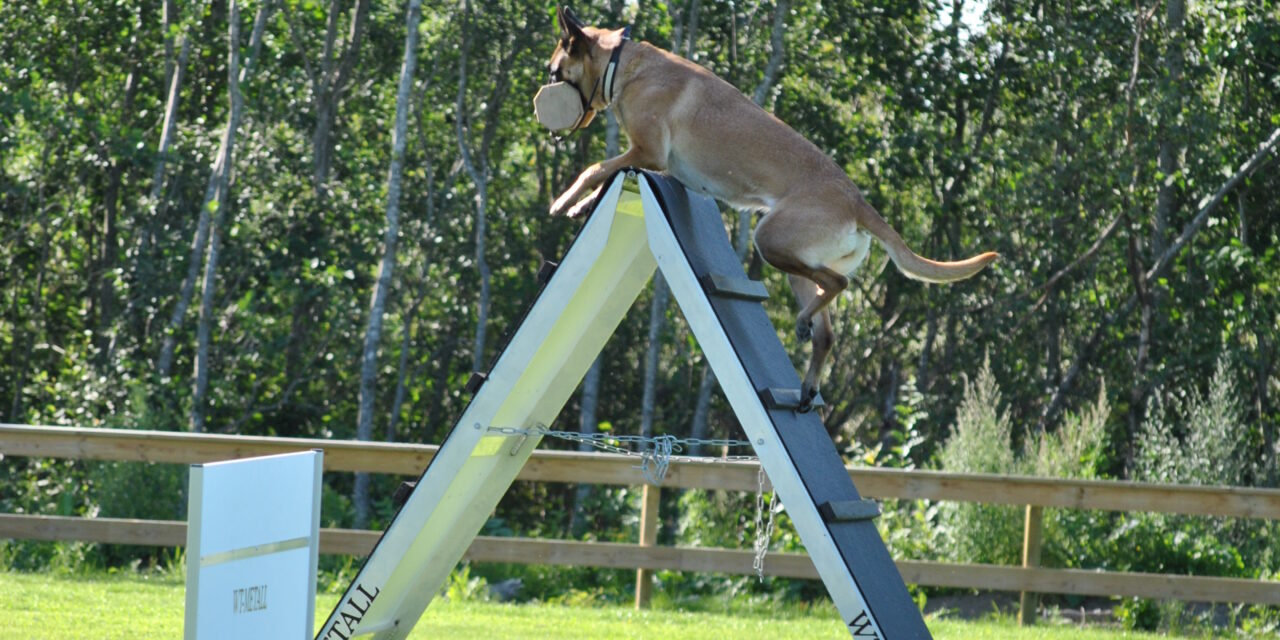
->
[864,214,999,284]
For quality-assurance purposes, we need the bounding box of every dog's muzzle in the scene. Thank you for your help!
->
[533,81,587,134]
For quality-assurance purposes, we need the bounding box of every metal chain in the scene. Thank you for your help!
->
[484,425,757,485]
[487,424,777,576]
[752,466,779,582]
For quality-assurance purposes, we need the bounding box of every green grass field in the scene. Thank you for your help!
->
[0,570,1175,639]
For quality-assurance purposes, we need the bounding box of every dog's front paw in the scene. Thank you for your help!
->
[549,193,576,217]
[565,197,596,218]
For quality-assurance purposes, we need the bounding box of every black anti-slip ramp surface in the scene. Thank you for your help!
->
[640,171,932,639]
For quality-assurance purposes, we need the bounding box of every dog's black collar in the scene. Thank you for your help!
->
[602,25,632,107]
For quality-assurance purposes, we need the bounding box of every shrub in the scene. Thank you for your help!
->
[1120,357,1272,630]
[88,459,187,569]
[1130,358,1273,572]
[1024,382,1110,480]
[936,358,1022,566]
[1135,357,1256,487]
[1027,384,1115,571]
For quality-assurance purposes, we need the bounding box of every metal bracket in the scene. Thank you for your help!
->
[508,432,531,456]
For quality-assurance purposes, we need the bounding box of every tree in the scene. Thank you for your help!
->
[353,0,424,530]
[193,0,274,432]
[454,0,525,373]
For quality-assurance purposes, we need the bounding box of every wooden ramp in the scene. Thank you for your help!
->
[316,171,930,639]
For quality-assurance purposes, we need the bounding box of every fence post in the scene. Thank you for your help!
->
[635,483,661,609]
[1018,504,1044,626]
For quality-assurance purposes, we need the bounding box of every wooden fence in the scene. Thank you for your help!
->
[2,423,1279,621]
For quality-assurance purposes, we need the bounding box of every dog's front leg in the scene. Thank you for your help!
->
[551,146,661,217]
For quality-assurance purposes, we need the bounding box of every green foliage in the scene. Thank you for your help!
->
[931,356,1278,634]
[1136,357,1258,487]
[937,358,1023,566]
[1129,356,1276,574]
[87,460,187,569]
[1027,385,1116,572]
[1114,597,1164,633]
[1,0,1279,623]
[443,563,492,603]
[1115,356,1277,634]
[1024,383,1111,480]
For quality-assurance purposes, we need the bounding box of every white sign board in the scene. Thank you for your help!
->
[185,450,323,640]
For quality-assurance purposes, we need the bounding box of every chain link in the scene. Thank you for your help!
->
[485,424,776,574]
[483,425,756,485]
[752,466,780,582]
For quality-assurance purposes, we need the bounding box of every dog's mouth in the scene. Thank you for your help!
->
[534,77,598,141]
[534,81,587,133]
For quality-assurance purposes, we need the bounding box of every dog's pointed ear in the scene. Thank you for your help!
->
[557,6,588,52]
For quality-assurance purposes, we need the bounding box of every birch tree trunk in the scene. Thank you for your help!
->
[149,5,198,221]
[639,278,668,442]
[191,0,273,431]
[311,0,370,194]
[353,0,422,530]
[455,1,519,375]
[455,1,491,374]
[192,199,224,433]
[386,313,415,443]
[162,0,177,90]
[158,16,235,379]
[126,1,200,351]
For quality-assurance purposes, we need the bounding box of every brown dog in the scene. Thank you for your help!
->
[546,7,998,410]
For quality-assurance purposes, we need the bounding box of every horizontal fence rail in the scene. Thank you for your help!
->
[2,513,1277,606]
[4,424,1279,518]
[3,423,1280,613]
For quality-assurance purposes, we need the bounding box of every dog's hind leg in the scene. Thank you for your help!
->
[755,214,850,339]
[787,275,836,407]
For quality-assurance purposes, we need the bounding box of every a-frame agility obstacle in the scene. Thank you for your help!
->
[317,171,931,639]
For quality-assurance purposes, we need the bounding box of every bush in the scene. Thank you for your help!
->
[936,358,1022,566]
[1130,358,1270,577]
[1119,357,1272,631]
[87,459,187,569]
[1027,384,1116,571]
[1135,357,1257,487]
[1024,382,1110,480]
